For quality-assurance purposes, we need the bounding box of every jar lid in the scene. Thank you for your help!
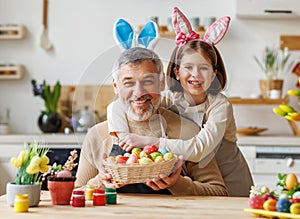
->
[105,188,116,192]
[73,190,84,195]
[93,189,105,194]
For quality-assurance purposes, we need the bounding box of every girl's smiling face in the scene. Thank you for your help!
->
[174,51,216,105]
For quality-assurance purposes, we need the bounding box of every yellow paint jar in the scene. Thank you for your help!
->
[14,194,29,212]
[85,186,95,201]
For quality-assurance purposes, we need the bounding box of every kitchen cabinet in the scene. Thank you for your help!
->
[0,64,25,80]
[0,24,25,39]
[238,136,300,191]
[236,0,300,19]
[0,134,85,195]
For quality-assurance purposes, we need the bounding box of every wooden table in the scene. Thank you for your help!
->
[0,191,256,219]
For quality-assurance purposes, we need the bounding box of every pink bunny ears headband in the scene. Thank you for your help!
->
[113,18,159,50]
[172,7,231,47]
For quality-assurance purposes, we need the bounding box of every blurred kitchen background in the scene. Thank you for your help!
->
[0,0,300,135]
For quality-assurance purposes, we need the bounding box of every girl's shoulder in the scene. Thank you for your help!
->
[207,93,232,108]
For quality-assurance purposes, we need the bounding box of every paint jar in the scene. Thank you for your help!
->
[72,190,85,207]
[105,188,117,204]
[93,189,106,206]
[14,194,29,212]
[85,186,95,201]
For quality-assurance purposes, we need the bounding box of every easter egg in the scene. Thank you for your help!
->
[154,155,164,163]
[163,152,174,161]
[249,195,264,209]
[139,151,150,159]
[262,193,277,201]
[138,157,153,164]
[143,145,158,154]
[291,198,300,204]
[126,155,138,164]
[290,203,300,214]
[263,199,277,211]
[293,191,300,199]
[285,173,298,190]
[116,155,129,164]
[276,198,291,213]
[131,148,142,158]
[150,152,162,161]
[158,148,168,155]
[56,170,72,178]
[124,152,131,157]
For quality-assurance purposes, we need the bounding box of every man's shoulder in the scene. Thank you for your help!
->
[86,121,109,138]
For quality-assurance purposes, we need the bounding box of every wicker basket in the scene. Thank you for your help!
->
[103,156,178,184]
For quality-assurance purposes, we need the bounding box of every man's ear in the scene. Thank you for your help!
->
[112,79,119,94]
[160,74,165,91]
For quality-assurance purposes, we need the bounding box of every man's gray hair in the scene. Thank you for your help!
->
[112,47,164,80]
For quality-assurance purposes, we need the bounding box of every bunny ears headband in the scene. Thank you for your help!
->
[172,7,231,47]
[114,18,159,50]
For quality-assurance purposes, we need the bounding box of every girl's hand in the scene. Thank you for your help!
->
[118,133,159,152]
[145,156,183,190]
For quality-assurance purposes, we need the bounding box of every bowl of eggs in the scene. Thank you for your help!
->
[103,145,178,184]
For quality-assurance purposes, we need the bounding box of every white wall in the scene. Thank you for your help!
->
[0,0,300,134]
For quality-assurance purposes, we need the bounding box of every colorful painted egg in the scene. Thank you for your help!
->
[126,155,138,164]
[138,157,153,164]
[154,155,164,163]
[131,148,142,159]
[276,198,291,213]
[293,191,300,199]
[150,152,162,161]
[158,148,168,155]
[262,193,277,201]
[56,170,72,178]
[249,195,264,209]
[143,145,158,154]
[139,151,150,159]
[263,199,277,211]
[163,152,174,161]
[290,203,300,214]
[124,152,131,157]
[285,173,298,190]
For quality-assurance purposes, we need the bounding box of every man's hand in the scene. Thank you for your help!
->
[99,153,125,188]
[145,156,183,190]
[118,133,159,152]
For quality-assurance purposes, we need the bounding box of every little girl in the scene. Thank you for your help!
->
[107,7,253,196]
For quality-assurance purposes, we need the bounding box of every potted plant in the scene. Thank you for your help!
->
[254,46,290,98]
[6,141,50,207]
[46,149,78,205]
[31,79,62,133]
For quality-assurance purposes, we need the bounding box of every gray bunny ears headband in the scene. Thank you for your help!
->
[172,7,231,47]
[113,18,159,50]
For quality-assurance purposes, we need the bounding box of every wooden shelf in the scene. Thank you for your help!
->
[229,95,289,105]
[0,65,25,79]
[229,95,300,136]
[280,35,300,50]
[0,24,26,39]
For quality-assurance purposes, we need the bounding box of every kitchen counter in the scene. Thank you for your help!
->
[0,191,253,219]
[237,135,300,146]
[0,133,86,146]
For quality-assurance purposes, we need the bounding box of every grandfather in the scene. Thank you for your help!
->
[75,47,228,196]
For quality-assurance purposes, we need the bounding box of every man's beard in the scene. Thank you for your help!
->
[125,96,160,121]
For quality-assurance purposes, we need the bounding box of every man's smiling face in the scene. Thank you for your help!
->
[113,60,163,121]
